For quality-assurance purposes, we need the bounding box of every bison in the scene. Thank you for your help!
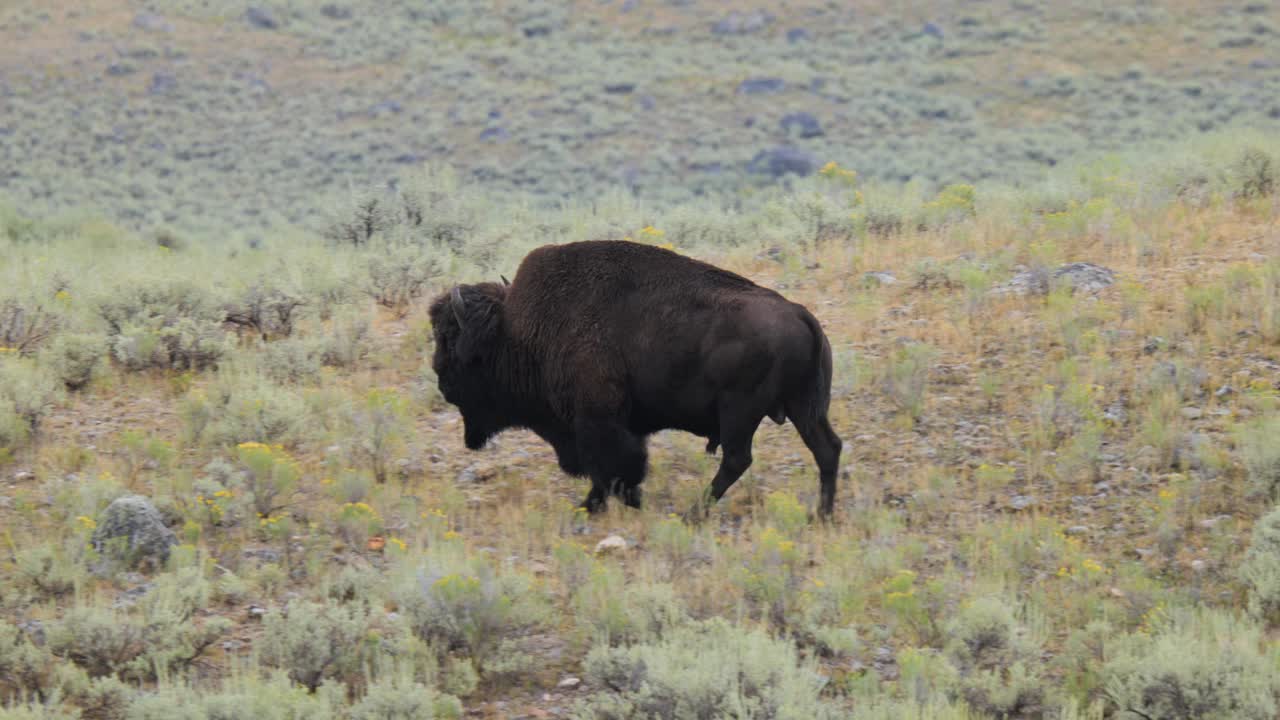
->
[428,239,842,519]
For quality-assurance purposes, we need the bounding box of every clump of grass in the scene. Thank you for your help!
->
[880,343,939,424]
[345,387,411,484]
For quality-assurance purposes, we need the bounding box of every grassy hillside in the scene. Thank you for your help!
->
[1,0,1279,236]
[1,131,1279,718]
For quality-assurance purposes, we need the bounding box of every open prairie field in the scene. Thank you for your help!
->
[2,1,1280,719]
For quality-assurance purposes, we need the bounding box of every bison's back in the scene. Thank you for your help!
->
[507,240,822,435]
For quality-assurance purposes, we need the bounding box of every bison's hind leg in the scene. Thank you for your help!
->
[791,412,842,519]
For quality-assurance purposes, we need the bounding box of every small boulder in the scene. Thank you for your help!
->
[557,677,582,689]
[132,12,173,32]
[992,262,1116,296]
[737,77,785,95]
[244,7,279,30]
[863,271,897,287]
[91,495,178,571]
[594,535,628,554]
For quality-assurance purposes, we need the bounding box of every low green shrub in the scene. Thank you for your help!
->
[575,618,836,719]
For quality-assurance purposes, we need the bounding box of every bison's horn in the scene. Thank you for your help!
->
[500,274,510,287]
[450,286,466,324]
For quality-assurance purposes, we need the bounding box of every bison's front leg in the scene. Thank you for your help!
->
[574,414,648,514]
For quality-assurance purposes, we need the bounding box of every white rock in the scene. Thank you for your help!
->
[595,535,628,554]
[557,677,581,689]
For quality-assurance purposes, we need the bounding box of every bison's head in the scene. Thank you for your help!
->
[428,282,508,450]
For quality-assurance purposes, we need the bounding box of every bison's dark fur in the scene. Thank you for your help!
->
[428,240,842,518]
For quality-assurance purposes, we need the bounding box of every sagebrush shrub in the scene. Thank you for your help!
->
[944,596,1047,717]
[0,296,63,354]
[97,280,228,371]
[180,370,307,447]
[1237,415,1280,501]
[572,565,688,646]
[350,676,462,720]
[0,354,62,452]
[224,274,307,340]
[1240,505,1280,625]
[12,541,82,600]
[1103,608,1280,719]
[41,332,107,391]
[0,619,55,704]
[392,547,548,670]
[259,599,377,692]
[576,618,836,720]
[126,672,343,720]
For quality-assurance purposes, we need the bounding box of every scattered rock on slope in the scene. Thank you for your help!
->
[91,495,177,571]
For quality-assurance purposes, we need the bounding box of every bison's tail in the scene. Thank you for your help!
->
[791,308,833,424]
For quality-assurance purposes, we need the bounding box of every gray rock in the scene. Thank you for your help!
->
[132,12,173,32]
[244,7,279,29]
[1009,495,1034,511]
[148,72,178,95]
[1065,525,1090,536]
[787,28,811,43]
[863,271,897,287]
[921,21,944,39]
[780,111,823,138]
[737,77,786,95]
[992,262,1117,297]
[1053,262,1117,293]
[1142,336,1166,355]
[91,495,178,571]
[747,146,816,178]
[1214,385,1235,399]
[1180,407,1203,420]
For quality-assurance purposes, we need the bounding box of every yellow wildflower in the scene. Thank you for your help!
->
[76,515,97,530]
